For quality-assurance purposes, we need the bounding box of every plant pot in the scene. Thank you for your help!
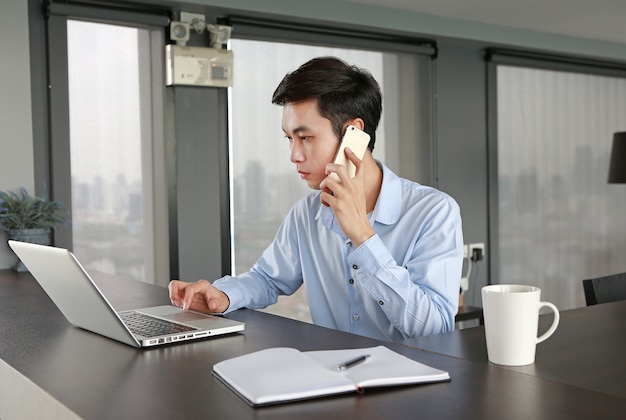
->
[8,228,51,272]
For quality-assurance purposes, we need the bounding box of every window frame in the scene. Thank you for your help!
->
[42,2,170,284]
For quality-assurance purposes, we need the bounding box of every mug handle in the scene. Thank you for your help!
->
[536,302,560,344]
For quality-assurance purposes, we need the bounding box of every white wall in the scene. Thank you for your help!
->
[0,0,35,268]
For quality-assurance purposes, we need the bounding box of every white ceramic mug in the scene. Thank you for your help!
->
[481,284,560,366]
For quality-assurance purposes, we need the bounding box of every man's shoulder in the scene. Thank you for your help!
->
[396,176,459,210]
[287,191,322,217]
[376,163,459,216]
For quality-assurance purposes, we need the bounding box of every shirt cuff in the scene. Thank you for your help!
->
[348,234,396,276]
[212,277,244,314]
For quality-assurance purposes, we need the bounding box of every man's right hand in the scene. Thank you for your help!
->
[168,279,230,314]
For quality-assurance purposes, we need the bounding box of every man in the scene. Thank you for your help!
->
[169,56,463,342]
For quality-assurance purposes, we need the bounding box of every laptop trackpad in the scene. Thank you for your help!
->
[138,305,217,324]
[165,310,216,323]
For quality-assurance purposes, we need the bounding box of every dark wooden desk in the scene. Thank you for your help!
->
[1,270,625,419]
[404,299,626,399]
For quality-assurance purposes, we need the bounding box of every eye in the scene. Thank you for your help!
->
[299,135,310,142]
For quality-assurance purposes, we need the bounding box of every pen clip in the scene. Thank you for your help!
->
[337,354,370,371]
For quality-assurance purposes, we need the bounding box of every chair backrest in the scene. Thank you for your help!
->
[582,272,626,306]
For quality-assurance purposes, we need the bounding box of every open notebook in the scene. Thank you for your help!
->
[213,345,450,406]
[8,241,244,348]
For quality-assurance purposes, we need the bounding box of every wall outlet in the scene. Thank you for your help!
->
[463,244,470,258]
[469,243,485,261]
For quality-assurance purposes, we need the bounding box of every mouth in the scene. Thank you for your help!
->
[298,170,310,179]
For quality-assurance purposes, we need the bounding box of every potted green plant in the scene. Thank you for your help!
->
[0,187,69,271]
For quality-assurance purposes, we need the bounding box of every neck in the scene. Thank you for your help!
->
[362,152,383,213]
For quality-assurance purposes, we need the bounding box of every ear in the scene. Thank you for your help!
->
[343,118,365,131]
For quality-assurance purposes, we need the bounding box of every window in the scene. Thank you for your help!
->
[495,65,626,310]
[229,39,430,321]
[63,19,167,284]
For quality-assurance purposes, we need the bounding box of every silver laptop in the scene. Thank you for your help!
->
[8,240,245,348]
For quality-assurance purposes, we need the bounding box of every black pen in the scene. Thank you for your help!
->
[337,354,370,371]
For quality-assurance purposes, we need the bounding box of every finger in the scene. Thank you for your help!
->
[184,279,218,312]
[345,147,365,176]
[325,162,349,182]
[168,280,185,306]
[182,281,206,311]
[345,146,358,161]
[319,174,338,193]
[320,190,335,208]
[208,296,223,312]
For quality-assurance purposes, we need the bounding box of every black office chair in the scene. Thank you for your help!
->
[582,272,626,306]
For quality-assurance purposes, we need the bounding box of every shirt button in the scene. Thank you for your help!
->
[378,300,384,306]
[353,314,359,321]
[352,264,358,270]
[349,279,354,284]
[346,242,352,248]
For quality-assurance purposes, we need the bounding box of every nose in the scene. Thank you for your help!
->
[290,140,304,163]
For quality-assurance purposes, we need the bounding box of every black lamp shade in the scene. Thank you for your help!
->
[608,132,626,184]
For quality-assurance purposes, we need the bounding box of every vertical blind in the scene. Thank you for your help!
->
[495,63,626,310]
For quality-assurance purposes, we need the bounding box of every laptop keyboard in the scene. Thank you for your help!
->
[120,311,196,338]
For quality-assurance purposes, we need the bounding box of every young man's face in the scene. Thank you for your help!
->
[282,99,340,190]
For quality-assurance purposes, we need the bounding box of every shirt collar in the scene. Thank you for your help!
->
[316,161,402,232]
[371,162,402,225]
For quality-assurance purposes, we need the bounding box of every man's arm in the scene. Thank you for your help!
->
[169,203,306,315]
[349,197,463,338]
[321,149,462,338]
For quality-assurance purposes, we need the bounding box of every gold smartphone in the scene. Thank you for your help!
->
[329,125,370,182]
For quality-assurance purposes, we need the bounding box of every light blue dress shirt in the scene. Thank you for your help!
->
[214,162,463,342]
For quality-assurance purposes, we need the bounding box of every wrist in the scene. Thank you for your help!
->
[219,291,231,313]
[352,228,375,248]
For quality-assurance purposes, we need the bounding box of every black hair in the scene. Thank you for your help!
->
[272,56,382,151]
